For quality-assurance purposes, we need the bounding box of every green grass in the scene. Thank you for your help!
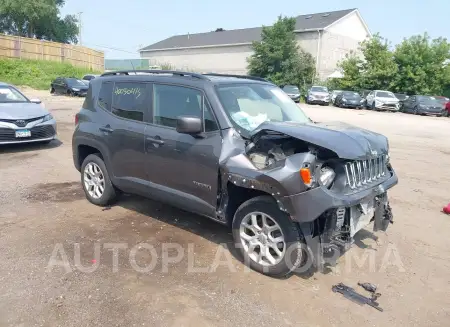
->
[0,58,102,90]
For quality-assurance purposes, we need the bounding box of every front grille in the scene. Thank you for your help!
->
[0,125,55,142]
[0,116,44,127]
[344,155,387,189]
[384,103,397,108]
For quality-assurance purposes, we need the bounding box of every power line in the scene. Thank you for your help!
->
[82,43,139,54]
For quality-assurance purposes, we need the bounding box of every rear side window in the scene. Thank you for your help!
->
[97,82,113,111]
[112,82,149,122]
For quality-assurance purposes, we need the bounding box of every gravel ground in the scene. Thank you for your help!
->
[1,89,450,327]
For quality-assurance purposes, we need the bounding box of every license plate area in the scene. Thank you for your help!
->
[349,197,375,237]
[15,129,31,138]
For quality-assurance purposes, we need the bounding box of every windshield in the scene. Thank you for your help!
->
[376,91,395,98]
[216,84,310,134]
[342,91,360,98]
[0,86,28,103]
[283,85,299,93]
[66,78,86,87]
[417,96,441,105]
[311,86,328,93]
[436,97,449,104]
[394,93,408,100]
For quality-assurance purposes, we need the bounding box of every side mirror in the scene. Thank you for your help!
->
[30,98,42,104]
[176,116,202,135]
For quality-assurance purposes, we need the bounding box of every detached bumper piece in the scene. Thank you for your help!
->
[299,192,393,272]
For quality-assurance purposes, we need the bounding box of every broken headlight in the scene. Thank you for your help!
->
[319,166,336,188]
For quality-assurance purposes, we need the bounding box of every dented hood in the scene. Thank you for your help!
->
[250,121,388,160]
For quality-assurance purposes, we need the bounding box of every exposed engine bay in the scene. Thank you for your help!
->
[246,134,310,169]
[246,133,337,169]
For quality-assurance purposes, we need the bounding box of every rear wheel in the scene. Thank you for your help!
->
[413,106,419,115]
[67,90,73,97]
[50,87,55,94]
[81,154,117,206]
[232,196,305,277]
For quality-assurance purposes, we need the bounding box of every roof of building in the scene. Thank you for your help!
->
[141,8,356,52]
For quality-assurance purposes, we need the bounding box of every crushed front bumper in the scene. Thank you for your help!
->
[280,169,398,271]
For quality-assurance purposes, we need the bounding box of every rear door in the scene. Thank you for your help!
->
[144,83,222,217]
[97,81,151,188]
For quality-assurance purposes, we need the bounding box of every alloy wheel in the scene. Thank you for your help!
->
[239,212,286,267]
[83,162,105,199]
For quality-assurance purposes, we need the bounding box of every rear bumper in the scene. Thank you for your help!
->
[417,109,445,116]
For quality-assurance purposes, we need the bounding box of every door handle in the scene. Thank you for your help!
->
[99,126,114,133]
[146,136,164,145]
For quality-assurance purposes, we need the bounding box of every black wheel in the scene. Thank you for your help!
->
[443,111,449,117]
[413,106,419,115]
[371,101,375,110]
[81,154,117,206]
[232,196,305,277]
[50,87,55,94]
[67,90,73,97]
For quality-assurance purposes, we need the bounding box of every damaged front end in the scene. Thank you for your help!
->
[217,121,398,272]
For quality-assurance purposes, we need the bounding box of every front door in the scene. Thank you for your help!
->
[144,83,222,217]
[96,81,151,190]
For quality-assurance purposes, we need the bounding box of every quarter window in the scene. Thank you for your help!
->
[111,82,149,122]
[97,82,113,111]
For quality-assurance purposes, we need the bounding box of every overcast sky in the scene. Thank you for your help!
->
[61,0,450,59]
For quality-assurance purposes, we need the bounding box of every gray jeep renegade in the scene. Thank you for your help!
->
[72,70,398,277]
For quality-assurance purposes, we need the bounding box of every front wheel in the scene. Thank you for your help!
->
[232,196,305,277]
[81,154,117,206]
[413,106,419,115]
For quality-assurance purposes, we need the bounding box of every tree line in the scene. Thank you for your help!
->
[247,16,450,97]
[0,0,79,44]
[331,33,450,96]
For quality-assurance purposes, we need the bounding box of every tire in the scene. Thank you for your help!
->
[80,153,117,206]
[443,111,449,117]
[232,195,305,277]
[50,87,55,94]
[371,101,375,111]
[67,90,73,97]
[413,106,419,115]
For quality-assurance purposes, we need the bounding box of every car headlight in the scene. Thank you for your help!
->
[72,88,80,92]
[375,99,383,107]
[42,114,53,122]
[319,166,336,188]
[360,98,365,103]
[342,98,347,102]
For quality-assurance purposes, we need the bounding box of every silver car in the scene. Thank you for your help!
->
[0,82,57,145]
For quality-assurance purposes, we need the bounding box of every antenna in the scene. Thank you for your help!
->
[130,60,137,75]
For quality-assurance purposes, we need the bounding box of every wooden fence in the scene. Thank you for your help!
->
[0,34,104,71]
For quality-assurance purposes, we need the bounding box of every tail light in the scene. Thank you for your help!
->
[75,114,79,126]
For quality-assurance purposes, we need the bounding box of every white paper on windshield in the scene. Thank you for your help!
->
[232,111,268,130]
[270,88,292,103]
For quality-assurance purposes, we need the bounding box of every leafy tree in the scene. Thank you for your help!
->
[0,0,78,44]
[247,16,315,88]
[333,52,364,91]
[391,33,450,95]
[358,34,397,90]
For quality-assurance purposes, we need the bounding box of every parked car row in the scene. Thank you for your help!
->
[328,88,450,117]
[50,74,100,97]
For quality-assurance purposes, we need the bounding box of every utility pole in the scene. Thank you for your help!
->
[77,12,83,46]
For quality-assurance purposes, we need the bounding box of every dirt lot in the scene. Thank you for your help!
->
[1,89,449,327]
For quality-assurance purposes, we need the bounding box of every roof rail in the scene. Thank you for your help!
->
[202,73,272,83]
[100,70,209,80]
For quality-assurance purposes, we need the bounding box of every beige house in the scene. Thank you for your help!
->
[139,8,371,79]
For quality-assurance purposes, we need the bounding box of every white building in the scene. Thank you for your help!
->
[139,8,371,79]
